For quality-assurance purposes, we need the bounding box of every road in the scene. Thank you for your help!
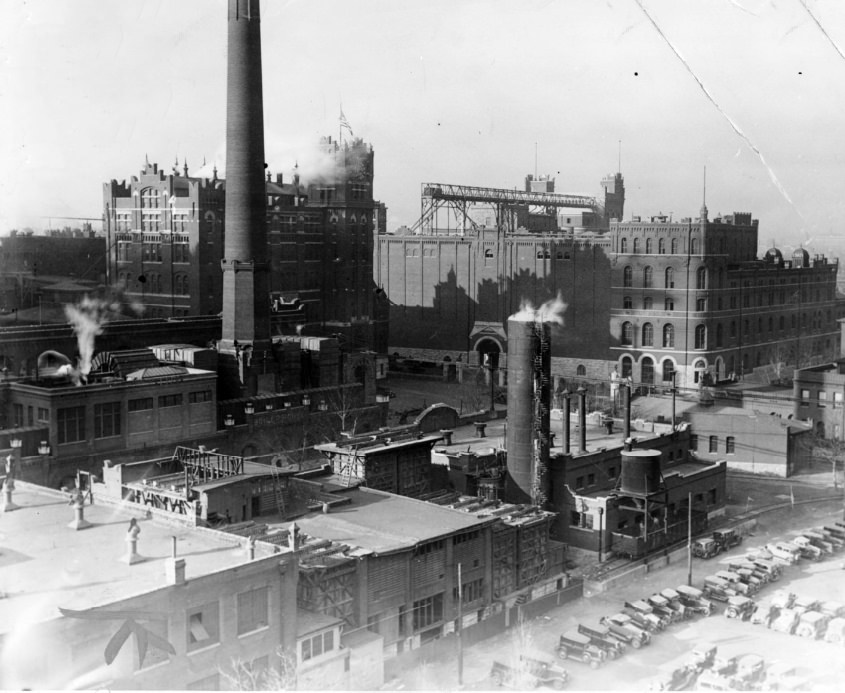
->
[388,503,845,691]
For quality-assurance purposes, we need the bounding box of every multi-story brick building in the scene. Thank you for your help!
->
[103,138,388,356]
[610,206,844,390]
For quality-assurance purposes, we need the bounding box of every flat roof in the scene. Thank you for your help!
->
[0,483,262,634]
[282,487,490,555]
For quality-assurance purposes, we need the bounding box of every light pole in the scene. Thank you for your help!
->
[2,437,22,512]
[686,491,693,586]
[597,506,604,562]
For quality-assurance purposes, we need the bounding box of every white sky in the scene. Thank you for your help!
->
[2,0,845,255]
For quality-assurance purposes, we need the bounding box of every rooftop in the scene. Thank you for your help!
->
[0,483,265,634]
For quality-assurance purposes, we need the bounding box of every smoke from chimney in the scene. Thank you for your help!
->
[509,293,567,324]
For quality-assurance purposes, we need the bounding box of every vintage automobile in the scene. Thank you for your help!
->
[789,536,824,561]
[599,613,651,648]
[761,662,811,691]
[802,530,836,554]
[713,527,743,552]
[577,621,625,659]
[624,600,669,631]
[702,575,738,603]
[715,569,758,596]
[735,654,766,688]
[795,610,829,640]
[646,664,698,691]
[675,584,712,616]
[490,654,569,689]
[823,616,845,645]
[750,600,779,627]
[791,595,821,615]
[745,546,774,562]
[697,670,740,691]
[728,559,771,584]
[822,524,845,542]
[814,527,845,549]
[688,642,718,671]
[725,595,756,621]
[770,608,800,635]
[749,557,782,581]
[770,589,796,610]
[646,593,682,623]
[657,588,690,619]
[765,542,801,565]
[711,654,738,677]
[819,600,845,619]
[557,630,605,669]
[692,537,721,559]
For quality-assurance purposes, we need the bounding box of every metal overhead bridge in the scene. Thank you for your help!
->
[411,182,601,236]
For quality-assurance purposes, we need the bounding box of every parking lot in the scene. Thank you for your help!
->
[391,503,845,691]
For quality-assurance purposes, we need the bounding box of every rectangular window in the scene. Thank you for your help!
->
[13,403,23,427]
[453,578,485,604]
[690,434,698,450]
[413,539,444,558]
[237,587,269,635]
[37,407,50,423]
[709,435,718,453]
[367,614,381,634]
[726,436,735,454]
[57,406,86,444]
[158,394,183,408]
[301,630,335,662]
[413,593,444,631]
[608,466,617,479]
[800,389,810,407]
[94,402,122,438]
[128,397,154,412]
[575,476,584,489]
[708,488,717,505]
[835,392,843,409]
[189,390,212,404]
[587,473,596,486]
[818,391,827,408]
[187,602,220,652]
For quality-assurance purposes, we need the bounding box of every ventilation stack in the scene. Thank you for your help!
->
[505,317,551,505]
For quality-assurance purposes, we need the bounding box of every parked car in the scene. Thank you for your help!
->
[599,613,651,648]
[765,542,801,565]
[688,642,718,671]
[789,536,824,561]
[761,662,811,691]
[675,584,712,615]
[822,525,845,541]
[795,610,829,640]
[823,616,845,645]
[646,593,682,623]
[715,569,758,596]
[814,527,845,549]
[728,559,770,584]
[657,588,690,619]
[791,595,820,616]
[557,630,605,669]
[819,600,845,619]
[490,655,569,689]
[697,670,739,691]
[692,537,721,559]
[725,595,756,621]
[711,654,738,677]
[624,600,669,630]
[805,529,839,553]
[735,654,766,688]
[770,589,796,610]
[751,600,779,627]
[713,528,743,552]
[745,547,775,562]
[577,621,625,659]
[646,664,698,691]
[770,608,800,635]
[749,557,782,581]
[702,575,738,603]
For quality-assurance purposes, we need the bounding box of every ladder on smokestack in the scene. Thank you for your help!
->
[270,462,287,518]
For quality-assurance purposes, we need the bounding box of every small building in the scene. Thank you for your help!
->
[793,357,845,441]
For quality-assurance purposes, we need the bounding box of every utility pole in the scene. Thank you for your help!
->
[671,371,677,431]
[687,491,693,586]
[457,562,463,686]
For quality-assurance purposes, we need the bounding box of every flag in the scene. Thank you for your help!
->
[339,107,353,138]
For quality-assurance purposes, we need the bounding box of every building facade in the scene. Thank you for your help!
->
[609,208,844,390]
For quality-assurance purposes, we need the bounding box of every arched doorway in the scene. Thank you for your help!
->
[641,357,654,386]
[476,339,501,385]
[693,359,706,384]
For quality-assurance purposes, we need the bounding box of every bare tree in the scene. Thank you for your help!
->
[220,646,298,691]
[807,434,845,488]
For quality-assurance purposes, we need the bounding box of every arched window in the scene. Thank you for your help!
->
[671,238,678,254]
[621,321,633,345]
[642,322,654,346]
[623,266,632,287]
[645,238,653,254]
[620,237,628,253]
[696,266,707,290]
[484,248,494,259]
[662,359,674,383]
[621,356,633,378]
[643,266,653,288]
[691,238,699,254]
[658,238,666,254]
[641,357,654,384]
[665,267,675,288]
[633,238,640,253]
[716,323,723,347]
[663,323,675,348]
[695,324,706,349]
[576,364,586,376]
[694,359,706,384]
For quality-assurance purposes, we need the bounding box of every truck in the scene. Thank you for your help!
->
[557,630,605,668]
[577,621,625,659]
[490,654,569,689]
[599,613,651,648]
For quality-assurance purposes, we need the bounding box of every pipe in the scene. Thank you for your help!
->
[562,389,570,454]
[623,383,631,439]
[577,386,586,453]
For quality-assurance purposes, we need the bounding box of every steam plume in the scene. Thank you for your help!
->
[509,294,568,324]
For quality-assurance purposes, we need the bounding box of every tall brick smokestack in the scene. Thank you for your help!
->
[219,0,277,397]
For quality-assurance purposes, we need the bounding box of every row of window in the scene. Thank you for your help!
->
[621,322,688,348]
[691,434,736,454]
[622,265,704,289]
[55,392,212,444]
[800,390,843,408]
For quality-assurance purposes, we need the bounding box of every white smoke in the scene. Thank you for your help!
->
[509,294,568,325]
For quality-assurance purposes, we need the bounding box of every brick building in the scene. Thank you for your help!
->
[610,207,844,390]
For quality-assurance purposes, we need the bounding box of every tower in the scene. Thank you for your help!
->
[218,0,278,397]
[601,172,625,224]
